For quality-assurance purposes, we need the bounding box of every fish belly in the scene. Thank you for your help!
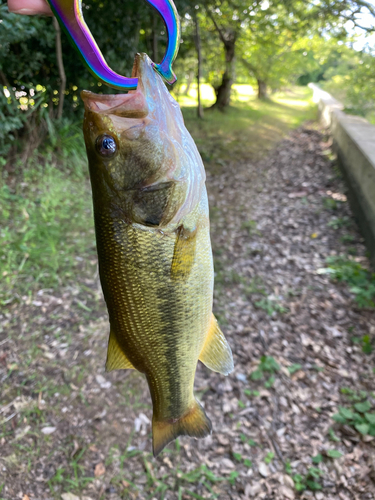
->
[94,207,213,423]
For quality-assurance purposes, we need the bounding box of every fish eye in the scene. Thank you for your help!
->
[96,134,117,157]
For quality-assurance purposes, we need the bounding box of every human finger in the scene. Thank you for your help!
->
[7,0,53,16]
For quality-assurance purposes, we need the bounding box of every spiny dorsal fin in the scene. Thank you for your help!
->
[199,315,234,376]
[171,225,197,281]
[105,329,135,372]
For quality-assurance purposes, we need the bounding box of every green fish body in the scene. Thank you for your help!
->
[82,54,233,456]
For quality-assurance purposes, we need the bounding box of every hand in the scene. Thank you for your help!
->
[7,0,53,15]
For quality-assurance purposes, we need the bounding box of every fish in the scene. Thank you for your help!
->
[81,53,234,456]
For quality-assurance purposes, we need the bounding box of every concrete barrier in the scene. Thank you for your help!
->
[309,83,375,260]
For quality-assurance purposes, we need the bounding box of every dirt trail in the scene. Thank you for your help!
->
[1,125,375,500]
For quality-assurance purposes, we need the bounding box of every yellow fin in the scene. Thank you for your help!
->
[152,400,212,457]
[105,329,135,372]
[199,315,234,375]
[171,225,197,281]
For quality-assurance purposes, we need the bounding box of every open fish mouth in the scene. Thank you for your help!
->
[80,54,151,118]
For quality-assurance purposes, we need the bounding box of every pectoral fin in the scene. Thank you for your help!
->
[171,225,197,281]
[199,315,234,375]
[105,329,135,372]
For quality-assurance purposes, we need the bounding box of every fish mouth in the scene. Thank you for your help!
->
[81,54,150,118]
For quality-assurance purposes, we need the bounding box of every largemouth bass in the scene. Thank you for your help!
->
[82,53,233,456]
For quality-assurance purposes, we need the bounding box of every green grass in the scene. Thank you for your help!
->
[175,84,316,172]
[0,162,96,304]
[317,256,375,308]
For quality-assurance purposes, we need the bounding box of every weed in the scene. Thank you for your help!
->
[244,276,267,296]
[254,297,287,315]
[351,335,373,354]
[285,462,292,474]
[243,389,260,397]
[323,197,338,210]
[288,363,302,375]
[327,217,351,229]
[251,356,280,386]
[326,449,343,458]
[341,234,355,244]
[340,387,368,401]
[241,220,260,236]
[240,434,258,447]
[332,393,375,437]
[318,256,375,308]
[0,162,95,303]
[328,427,341,442]
[293,468,323,492]
[264,452,275,464]
[311,454,323,464]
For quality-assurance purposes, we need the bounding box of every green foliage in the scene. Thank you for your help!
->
[323,197,338,210]
[254,297,288,315]
[326,449,343,458]
[332,394,375,437]
[241,219,260,236]
[327,216,351,229]
[322,49,375,124]
[288,363,302,374]
[352,334,373,354]
[251,356,280,386]
[318,256,375,308]
[0,153,94,303]
[312,454,323,464]
[293,468,323,492]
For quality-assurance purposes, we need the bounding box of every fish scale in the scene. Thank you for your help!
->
[95,205,213,420]
[82,53,234,456]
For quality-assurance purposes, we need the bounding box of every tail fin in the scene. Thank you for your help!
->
[152,400,212,457]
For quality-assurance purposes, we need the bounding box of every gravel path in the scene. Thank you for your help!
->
[1,124,374,500]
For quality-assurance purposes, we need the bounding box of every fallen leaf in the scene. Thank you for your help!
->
[258,462,269,477]
[94,462,106,477]
[61,494,80,500]
[41,426,56,435]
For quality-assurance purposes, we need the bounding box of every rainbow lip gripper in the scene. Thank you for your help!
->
[47,0,180,90]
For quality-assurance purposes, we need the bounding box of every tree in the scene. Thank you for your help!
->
[204,0,257,109]
[205,0,375,109]
[238,3,313,98]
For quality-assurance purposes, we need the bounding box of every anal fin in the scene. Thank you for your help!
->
[199,315,234,375]
[105,329,135,372]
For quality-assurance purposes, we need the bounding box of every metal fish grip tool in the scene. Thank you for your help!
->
[46,0,180,90]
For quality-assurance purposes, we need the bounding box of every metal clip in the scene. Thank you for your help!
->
[47,0,180,90]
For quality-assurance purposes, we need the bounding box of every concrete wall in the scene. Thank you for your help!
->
[309,83,375,260]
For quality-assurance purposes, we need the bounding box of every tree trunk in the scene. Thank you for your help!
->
[152,13,158,62]
[53,17,66,120]
[212,39,236,110]
[257,79,268,100]
[193,12,204,119]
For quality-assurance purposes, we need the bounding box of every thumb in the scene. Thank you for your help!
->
[7,0,53,16]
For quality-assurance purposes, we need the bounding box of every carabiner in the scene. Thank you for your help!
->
[47,0,180,90]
